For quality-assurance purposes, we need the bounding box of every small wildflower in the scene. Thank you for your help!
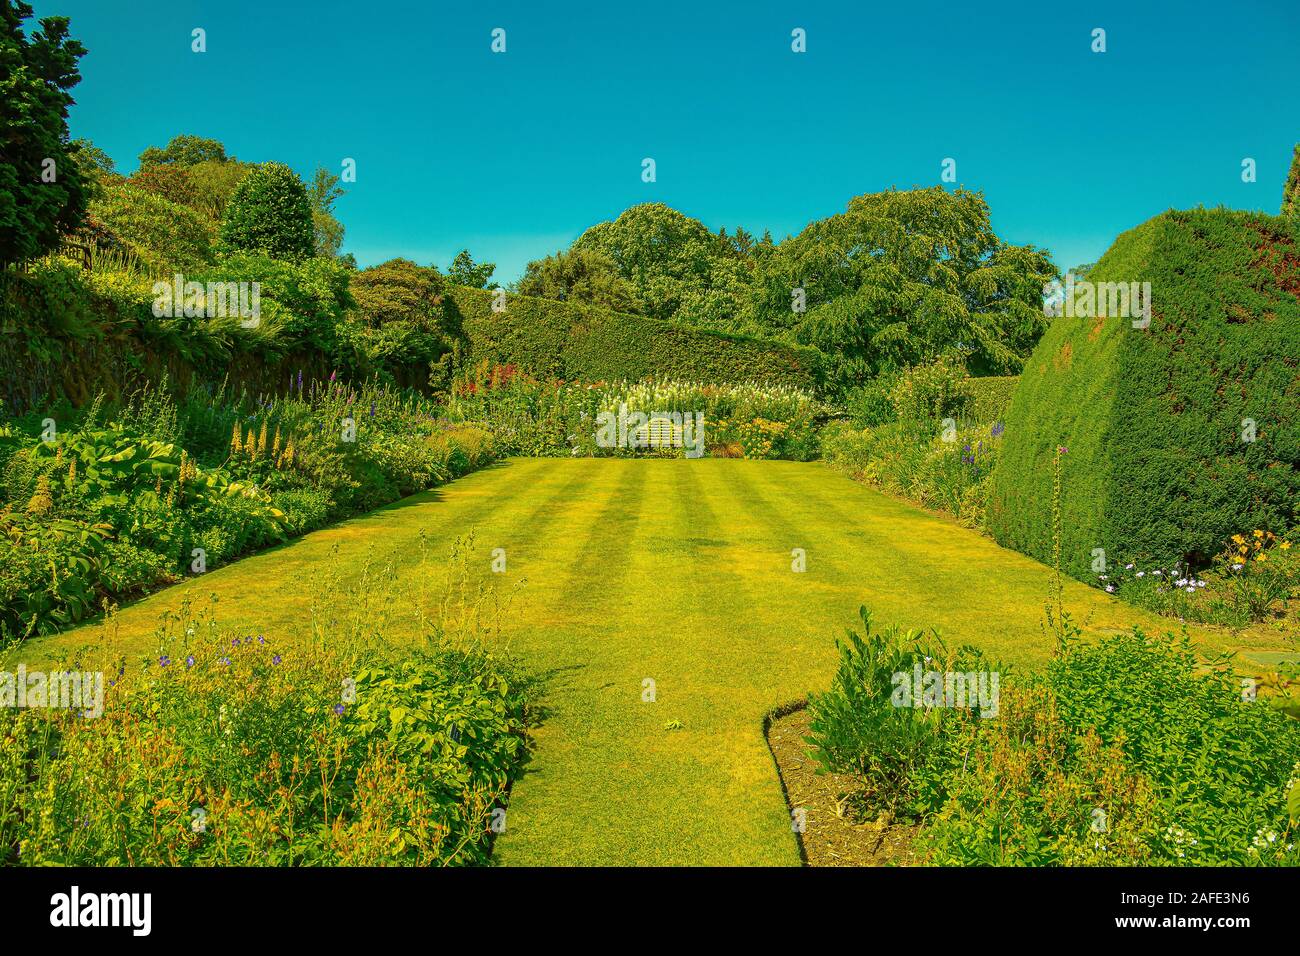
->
[334,704,345,716]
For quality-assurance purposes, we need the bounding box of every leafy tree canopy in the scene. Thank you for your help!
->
[516,247,641,313]
[741,187,1057,391]
[348,258,458,374]
[571,202,746,325]
[306,167,345,259]
[446,249,496,289]
[350,258,444,326]
[138,134,229,169]
[0,0,89,265]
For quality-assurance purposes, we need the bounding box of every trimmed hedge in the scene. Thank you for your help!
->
[987,208,1300,580]
[966,376,1018,424]
[446,286,822,390]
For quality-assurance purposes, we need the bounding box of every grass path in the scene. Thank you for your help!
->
[10,459,1288,865]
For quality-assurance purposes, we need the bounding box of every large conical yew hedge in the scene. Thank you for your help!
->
[987,207,1300,581]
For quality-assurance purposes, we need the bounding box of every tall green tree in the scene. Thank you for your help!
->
[306,166,345,258]
[742,187,1056,391]
[0,0,89,265]
[218,162,314,262]
[446,249,496,289]
[516,247,641,312]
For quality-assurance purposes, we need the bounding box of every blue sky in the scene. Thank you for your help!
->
[33,0,1300,281]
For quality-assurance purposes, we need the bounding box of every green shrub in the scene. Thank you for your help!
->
[0,556,534,866]
[806,607,990,820]
[842,372,900,428]
[809,609,1300,865]
[923,627,1300,866]
[822,419,1002,526]
[448,371,824,460]
[193,251,353,356]
[0,380,500,640]
[966,375,1017,424]
[218,162,315,262]
[890,357,972,434]
[447,286,822,391]
[988,208,1300,582]
[89,182,217,273]
[346,258,457,383]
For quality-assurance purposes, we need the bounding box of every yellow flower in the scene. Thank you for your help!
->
[1281,541,1292,551]
[1254,529,1264,538]
[1256,554,1268,562]
[1232,534,1245,545]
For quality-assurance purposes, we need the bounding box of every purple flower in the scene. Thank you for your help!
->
[329,370,337,382]
[991,422,1005,437]
[232,637,241,647]
[219,656,231,666]
[273,654,282,666]
[257,634,266,645]
[334,704,345,716]
[159,655,171,668]
[186,655,196,668]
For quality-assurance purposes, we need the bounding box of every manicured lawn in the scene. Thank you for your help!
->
[9,459,1287,865]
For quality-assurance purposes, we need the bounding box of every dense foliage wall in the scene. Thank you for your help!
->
[447,286,823,390]
[988,208,1300,579]
[0,261,336,414]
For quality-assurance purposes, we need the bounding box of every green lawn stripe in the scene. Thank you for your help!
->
[8,458,1285,869]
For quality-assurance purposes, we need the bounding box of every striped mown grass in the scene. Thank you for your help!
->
[9,459,1284,865]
